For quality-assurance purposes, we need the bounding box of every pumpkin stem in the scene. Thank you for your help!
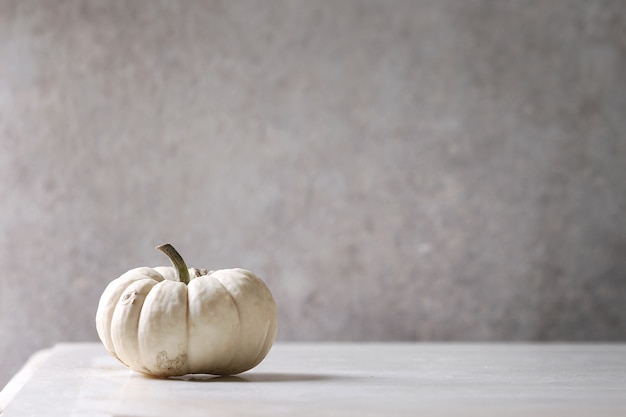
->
[156,243,190,285]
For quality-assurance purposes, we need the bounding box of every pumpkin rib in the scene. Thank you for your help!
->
[209,275,242,375]
[186,276,241,374]
[111,278,159,372]
[136,280,189,376]
[248,321,273,371]
[209,270,277,375]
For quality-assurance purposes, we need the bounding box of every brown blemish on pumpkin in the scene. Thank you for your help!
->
[156,350,187,371]
[120,291,137,305]
[191,268,210,278]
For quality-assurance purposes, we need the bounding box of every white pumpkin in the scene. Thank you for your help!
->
[95,244,278,377]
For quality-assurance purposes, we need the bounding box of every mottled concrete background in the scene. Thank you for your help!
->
[1,0,625,387]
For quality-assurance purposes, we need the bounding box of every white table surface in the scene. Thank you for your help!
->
[1,342,625,416]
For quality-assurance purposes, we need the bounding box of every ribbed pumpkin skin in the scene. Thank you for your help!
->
[96,266,278,377]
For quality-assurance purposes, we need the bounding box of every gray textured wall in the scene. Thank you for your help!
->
[1,0,625,387]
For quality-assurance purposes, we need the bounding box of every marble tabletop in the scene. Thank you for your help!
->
[1,342,625,416]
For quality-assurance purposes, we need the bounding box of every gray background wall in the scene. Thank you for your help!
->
[1,0,625,388]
